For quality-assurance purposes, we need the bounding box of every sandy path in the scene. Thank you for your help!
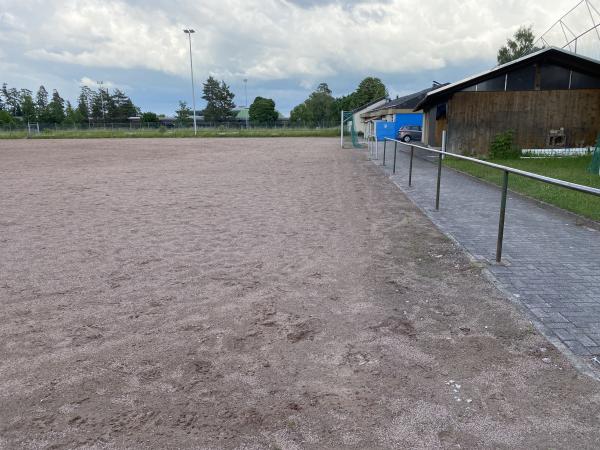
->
[0,137,599,449]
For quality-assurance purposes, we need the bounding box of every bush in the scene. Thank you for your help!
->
[0,110,15,125]
[489,130,520,159]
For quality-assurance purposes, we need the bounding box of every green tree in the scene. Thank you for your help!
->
[289,83,338,127]
[2,84,22,116]
[175,100,192,126]
[64,101,84,125]
[202,76,236,122]
[91,88,110,121]
[47,89,66,123]
[333,77,388,114]
[141,111,159,123]
[35,86,52,122]
[352,77,387,109]
[20,91,36,123]
[110,89,138,121]
[0,110,14,124]
[497,26,537,65]
[77,86,93,121]
[248,97,278,125]
[305,83,336,127]
[289,103,308,125]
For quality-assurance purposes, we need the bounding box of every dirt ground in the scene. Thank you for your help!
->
[1,137,599,449]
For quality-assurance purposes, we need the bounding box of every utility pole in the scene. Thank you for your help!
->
[243,78,249,128]
[97,80,106,123]
[183,28,197,135]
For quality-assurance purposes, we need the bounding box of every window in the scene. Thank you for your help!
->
[476,75,506,91]
[435,103,447,120]
[570,71,600,89]
[506,65,536,91]
[540,64,570,90]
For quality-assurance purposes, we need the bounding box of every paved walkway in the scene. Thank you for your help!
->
[370,143,600,370]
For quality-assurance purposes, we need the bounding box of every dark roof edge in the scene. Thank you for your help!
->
[351,96,388,113]
[367,84,449,114]
[414,46,600,111]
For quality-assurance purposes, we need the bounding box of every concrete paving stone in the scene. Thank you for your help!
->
[562,341,592,356]
[584,346,600,356]
[571,334,599,347]
[553,328,576,341]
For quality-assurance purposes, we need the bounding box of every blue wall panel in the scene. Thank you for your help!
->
[375,113,423,140]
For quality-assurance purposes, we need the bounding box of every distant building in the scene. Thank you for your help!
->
[415,47,600,153]
[351,96,388,135]
[233,107,288,125]
[234,107,249,122]
[361,85,445,141]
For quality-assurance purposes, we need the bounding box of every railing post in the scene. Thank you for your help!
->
[436,131,447,208]
[409,145,414,186]
[393,140,397,174]
[435,152,442,210]
[496,170,509,262]
[383,139,387,166]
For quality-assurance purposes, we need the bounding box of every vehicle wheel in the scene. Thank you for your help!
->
[403,135,411,143]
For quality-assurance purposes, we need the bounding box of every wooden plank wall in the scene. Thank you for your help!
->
[434,117,447,147]
[447,90,600,154]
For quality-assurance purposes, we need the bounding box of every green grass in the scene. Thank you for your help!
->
[0,127,340,139]
[444,155,600,222]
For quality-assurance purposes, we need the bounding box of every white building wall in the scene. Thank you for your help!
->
[352,99,388,135]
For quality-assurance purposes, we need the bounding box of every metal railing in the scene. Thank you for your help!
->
[381,137,600,263]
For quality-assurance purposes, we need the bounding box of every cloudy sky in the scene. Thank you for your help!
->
[0,0,578,115]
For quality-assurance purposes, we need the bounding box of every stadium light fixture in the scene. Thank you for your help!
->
[183,28,197,135]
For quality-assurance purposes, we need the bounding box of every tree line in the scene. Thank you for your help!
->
[175,76,280,126]
[176,75,388,127]
[0,84,141,125]
[290,77,387,127]
[0,75,388,128]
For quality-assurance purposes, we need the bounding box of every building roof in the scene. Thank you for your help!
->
[351,96,388,113]
[415,46,600,111]
[233,107,287,121]
[235,107,249,120]
[364,85,448,117]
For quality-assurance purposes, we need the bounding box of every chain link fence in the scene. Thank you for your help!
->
[0,120,341,135]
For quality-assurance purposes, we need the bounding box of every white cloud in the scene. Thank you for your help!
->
[0,0,575,82]
[78,76,128,90]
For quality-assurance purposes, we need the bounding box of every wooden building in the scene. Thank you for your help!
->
[415,47,600,153]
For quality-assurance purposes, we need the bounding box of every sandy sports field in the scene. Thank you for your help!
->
[1,137,599,449]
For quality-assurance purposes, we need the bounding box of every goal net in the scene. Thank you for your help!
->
[340,111,362,149]
[588,135,600,175]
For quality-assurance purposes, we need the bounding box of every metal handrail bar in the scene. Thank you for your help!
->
[385,138,600,196]
[381,137,600,262]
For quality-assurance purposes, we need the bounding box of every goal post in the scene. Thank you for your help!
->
[27,122,40,136]
[340,111,362,149]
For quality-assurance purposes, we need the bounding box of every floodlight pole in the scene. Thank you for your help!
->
[97,81,106,122]
[243,78,249,128]
[184,29,197,136]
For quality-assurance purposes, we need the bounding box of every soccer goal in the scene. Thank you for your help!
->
[27,122,40,136]
[340,111,362,149]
